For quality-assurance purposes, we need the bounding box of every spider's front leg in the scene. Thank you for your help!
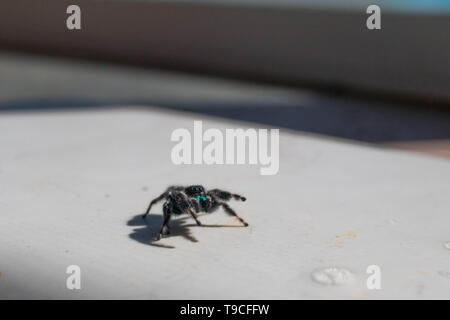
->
[218,202,249,227]
[188,208,202,226]
[207,189,246,202]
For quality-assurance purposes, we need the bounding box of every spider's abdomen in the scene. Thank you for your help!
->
[169,192,190,215]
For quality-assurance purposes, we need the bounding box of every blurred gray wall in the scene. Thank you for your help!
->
[0,0,449,104]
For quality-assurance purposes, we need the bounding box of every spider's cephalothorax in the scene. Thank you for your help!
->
[143,185,248,240]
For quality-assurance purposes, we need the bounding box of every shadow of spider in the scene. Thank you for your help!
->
[127,213,244,249]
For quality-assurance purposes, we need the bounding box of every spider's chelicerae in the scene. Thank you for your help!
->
[143,185,249,240]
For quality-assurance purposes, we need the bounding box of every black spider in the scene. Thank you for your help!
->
[143,185,249,240]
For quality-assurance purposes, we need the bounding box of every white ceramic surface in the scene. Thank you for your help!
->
[0,107,449,299]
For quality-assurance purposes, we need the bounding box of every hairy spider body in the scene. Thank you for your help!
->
[143,185,248,240]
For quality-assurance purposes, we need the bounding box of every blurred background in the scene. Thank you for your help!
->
[0,0,449,157]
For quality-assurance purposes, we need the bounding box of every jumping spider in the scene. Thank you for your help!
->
[143,185,249,240]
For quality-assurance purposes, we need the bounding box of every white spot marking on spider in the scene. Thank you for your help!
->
[311,267,354,286]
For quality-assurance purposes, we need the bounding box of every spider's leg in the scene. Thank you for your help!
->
[207,189,246,202]
[143,191,169,219]
[218,202,249,227]
[156,204,172,240]
[188,208,202,226]
[143,186,186,219]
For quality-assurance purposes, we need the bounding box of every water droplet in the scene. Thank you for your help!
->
[443,242,450,250]
[311,267,354,286]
